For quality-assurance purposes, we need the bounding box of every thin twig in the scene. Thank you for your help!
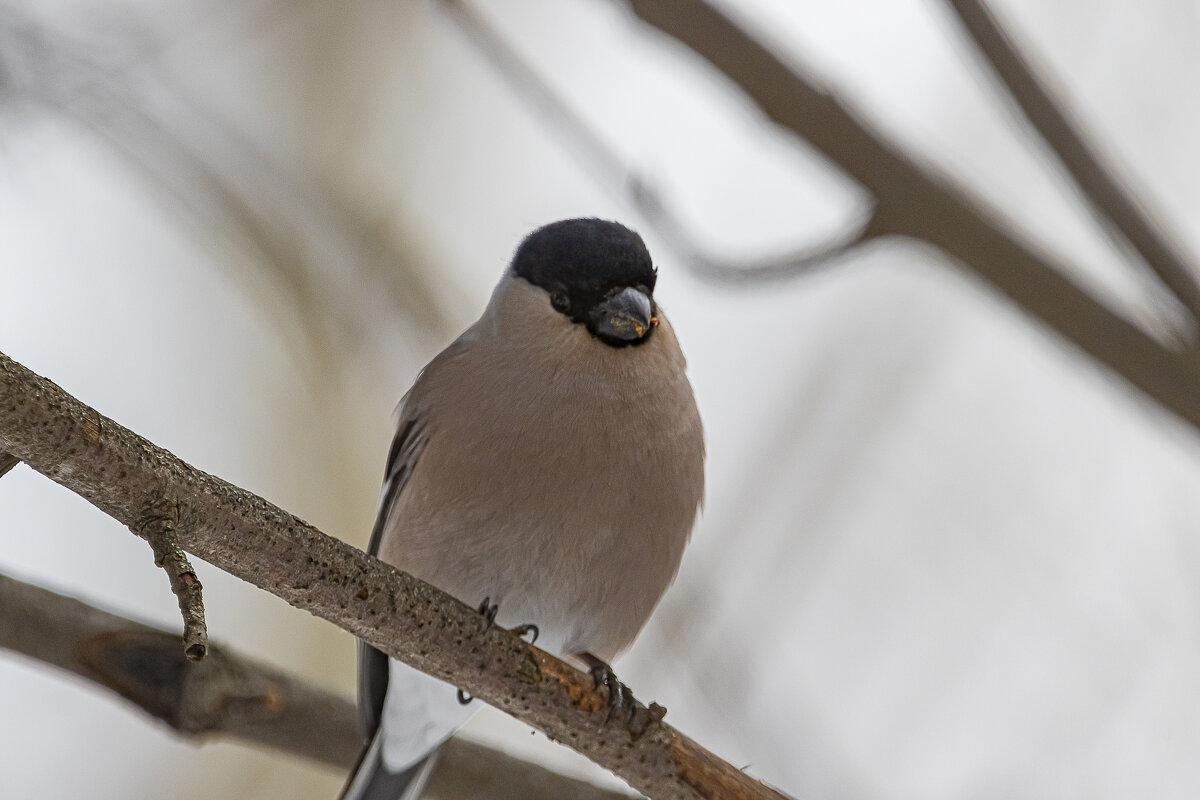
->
[439,0,877,283]
[633,174,882,283]
[624,0,1200,435]
[0,451,18,479]
[0,571,636,800]
[139,495,209,661]
[0,350,789,800]
[941,0,1200,334]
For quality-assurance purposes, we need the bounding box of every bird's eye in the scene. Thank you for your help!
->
[550,292,570,313]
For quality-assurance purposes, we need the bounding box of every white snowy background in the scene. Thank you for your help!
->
[2,1,1200,798]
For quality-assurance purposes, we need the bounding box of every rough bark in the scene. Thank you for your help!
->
[0,350,788,800]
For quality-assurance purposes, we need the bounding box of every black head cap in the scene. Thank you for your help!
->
[511,219,658,337]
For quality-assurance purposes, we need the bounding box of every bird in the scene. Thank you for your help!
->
[339,218,705,800]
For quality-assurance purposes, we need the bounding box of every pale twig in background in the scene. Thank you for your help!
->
[0,2,455,370]
[439,0,881,283]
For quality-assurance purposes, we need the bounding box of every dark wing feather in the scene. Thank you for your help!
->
[357,412,427,737]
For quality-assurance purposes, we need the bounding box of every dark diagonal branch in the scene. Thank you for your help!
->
[624,0,1200,435]
[0,351,788,800]
[0,570,359,768]
[0,451,18,479]
[440,0,879,282]
[941,0,1200,331]
[0,572,635,800]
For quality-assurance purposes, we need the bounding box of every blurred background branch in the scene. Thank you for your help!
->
[437,0,1200,432]
[622,0,1200,431]
[940,0,1200,334]
[440,0,884,283]
[0,571,635,800]
[0,1,454,374]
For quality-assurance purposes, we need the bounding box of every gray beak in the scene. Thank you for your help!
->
[591,287,653,343]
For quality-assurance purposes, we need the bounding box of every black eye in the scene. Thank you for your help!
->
[550,292,570,313]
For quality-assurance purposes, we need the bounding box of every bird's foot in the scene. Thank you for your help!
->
[457,596,499,705]
[510,623,539,644]
[477,596,499,627]
[579,652,665,737]
[457,598,539,705]
[473,596,539,643]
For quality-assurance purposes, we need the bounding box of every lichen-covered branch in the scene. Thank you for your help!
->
[0,350,788,800]
[0,571,635,800]
[624,0,1200,434]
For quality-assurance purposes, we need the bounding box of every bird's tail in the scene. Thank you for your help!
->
[338,727,438,800]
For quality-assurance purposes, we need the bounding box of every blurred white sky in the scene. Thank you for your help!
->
[3,1,1200,798]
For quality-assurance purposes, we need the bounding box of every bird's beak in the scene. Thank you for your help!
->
[591,287,654,342]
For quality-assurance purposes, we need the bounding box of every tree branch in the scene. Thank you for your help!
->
[624,0,1200,434]
[940,0,1200,331]
[0,450,18,479]
[633,175,881,283]
[0,571,635,800]
[140,495,209,661]
[0,350,788,800]
[0,570,359,768]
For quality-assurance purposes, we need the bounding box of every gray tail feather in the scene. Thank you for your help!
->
[339,728,439,800]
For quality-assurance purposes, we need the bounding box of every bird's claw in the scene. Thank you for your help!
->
[476,596,499,628]
[581,653,640,726]
[578,654,667,737]
[458,598,538,704]
[458,596,500,705]
[510,623,539,644]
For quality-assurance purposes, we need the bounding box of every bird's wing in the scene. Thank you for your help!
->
[343,343,479,799]
[341,408,438,800]
[357,413,427,735]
